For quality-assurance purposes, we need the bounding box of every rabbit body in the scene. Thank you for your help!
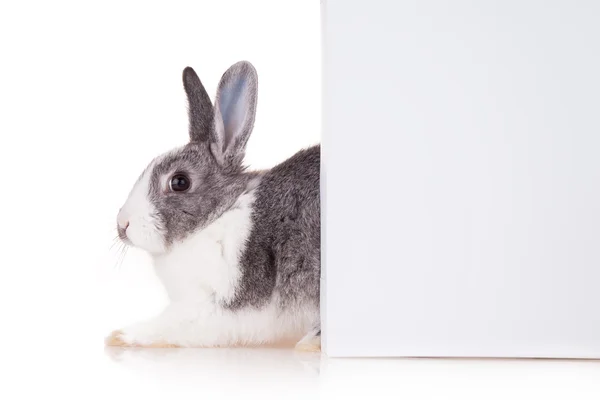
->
[107,61,320,351]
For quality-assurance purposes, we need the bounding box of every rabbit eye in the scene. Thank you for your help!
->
[169,174,190,192]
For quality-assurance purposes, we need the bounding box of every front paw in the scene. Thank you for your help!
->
[104,329,180,348]
[105,330,129,346]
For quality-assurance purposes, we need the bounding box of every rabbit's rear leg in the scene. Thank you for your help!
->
[295,326,321,352]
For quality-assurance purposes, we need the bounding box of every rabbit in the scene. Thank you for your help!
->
[105,61,321,351]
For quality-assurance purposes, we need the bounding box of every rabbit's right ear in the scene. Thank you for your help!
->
[182,67,214,142]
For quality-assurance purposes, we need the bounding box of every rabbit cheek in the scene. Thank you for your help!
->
[118,164,167,254]
[125,215,166,254]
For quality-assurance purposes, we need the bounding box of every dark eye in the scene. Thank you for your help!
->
[169,174,190,192]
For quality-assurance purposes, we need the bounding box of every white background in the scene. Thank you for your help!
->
[0,0,598,399]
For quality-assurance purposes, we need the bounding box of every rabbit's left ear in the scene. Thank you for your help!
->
[182,66,214,143]
[211,61,258,170]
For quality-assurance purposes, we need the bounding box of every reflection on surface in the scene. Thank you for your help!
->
[102,346,600,399]
[104,346,322,397]
[105,345,322,374]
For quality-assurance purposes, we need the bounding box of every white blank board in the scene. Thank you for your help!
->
[321,0,600,358]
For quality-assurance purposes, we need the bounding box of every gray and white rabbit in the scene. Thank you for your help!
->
[105,61,321,351]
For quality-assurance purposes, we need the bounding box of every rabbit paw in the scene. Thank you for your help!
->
[294,335,321,352]
[104,329,180,348]
[294,327,321,353]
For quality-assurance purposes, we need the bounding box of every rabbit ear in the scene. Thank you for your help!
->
[211,61,258,169]
[182,67,214,142]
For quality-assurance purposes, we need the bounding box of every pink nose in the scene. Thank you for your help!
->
[117,220,130,239]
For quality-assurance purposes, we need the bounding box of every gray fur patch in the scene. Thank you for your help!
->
[183,67,215,143]
[147,142,259,247]
[224,145,321,311]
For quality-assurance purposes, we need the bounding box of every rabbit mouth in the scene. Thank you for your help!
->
[117,231,133,247]
[117,223,130,243]
[119,217,167,254]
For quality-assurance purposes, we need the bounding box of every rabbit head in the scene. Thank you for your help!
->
[116,61,258,254]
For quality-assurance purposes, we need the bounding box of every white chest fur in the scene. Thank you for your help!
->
[152,191,256,304]
[116,189,319,347]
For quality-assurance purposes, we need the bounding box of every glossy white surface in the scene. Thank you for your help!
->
[322,0,600,357]
[4,344,600,399]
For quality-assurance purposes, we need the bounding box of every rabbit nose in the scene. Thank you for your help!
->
[117,220,130,239]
